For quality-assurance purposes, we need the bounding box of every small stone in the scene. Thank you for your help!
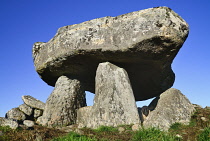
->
[132,124,142,131]
[0,117,19,129]
[19,104,33,116]
[23,120,35,127]
[34,109,43,118]
[57,124,77,132]
[176,134,182,138]
[74,128,84,135]
[35,134,43,141]
[22,95,45,110]
[201,117,207,122]
[118,127,125,133]
[6,108,26,122]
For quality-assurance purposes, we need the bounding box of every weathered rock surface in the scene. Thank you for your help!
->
[77,62,140,128]
[19,104,33,116]
[37,76,86,127]
[6,108,26,122]
[33,7,189,101]
[0,117,19,129]
[143,88,195,131]
[22,95,45,110]
[23,120,35,127]
[34,109,43,118]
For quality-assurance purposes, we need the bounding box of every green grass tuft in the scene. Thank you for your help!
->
[197,127,210,141]
[51,132,96,141]
[169,122,183,130]
[131,128,181,141]
[93,125,118,132]
[0,126,12,132]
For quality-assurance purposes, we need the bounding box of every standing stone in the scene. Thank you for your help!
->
[37,76,86,127]
[22,95,45,110]
[19,104,33,116]
[6,108,26,122]
[77,62,140,128]
[143,88,195,131]
[0,117,19,129]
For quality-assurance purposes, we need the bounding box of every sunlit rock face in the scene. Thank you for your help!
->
[33,7,189,101]
[77,62,140,128]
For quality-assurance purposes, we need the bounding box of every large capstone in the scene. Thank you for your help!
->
[77,62,140,128]
[33,7,189,101]
[37,76,86,127]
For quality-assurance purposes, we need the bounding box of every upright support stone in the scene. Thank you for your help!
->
[37,76,86,127]
[77,62,140,128]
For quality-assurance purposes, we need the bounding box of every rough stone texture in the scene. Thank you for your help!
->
[118,127,125,133]
[33,7,189,101]
[6,108,26,122]
[77,62,140,128]
[0,117,19,129]
[23,120,35,127]
[77,106,92,128]
[19,104,33,116]
[37,76,86,127]
[132,124,142,131]
[22,95,45,110]
[143,88,195,131]
[34,109,43,118]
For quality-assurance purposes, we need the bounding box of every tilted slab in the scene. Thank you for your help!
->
[33,7,189,101]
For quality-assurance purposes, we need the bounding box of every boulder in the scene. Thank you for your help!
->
[33,7,189,101]
[6,108,26,122]
[22,95,45,110]
[23,120,34,128]
[19,104,33,116]
[77,62,140,128]
[34,109,43,118]
[143,88,195,131]
[37,76,86,127]
[0,117,19,129]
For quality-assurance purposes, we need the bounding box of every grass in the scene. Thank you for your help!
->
[132,127,181,141]
[197,127,210,141]
[51,132,97,141]
[169,122,183,130]
[0,106,209,141]
[93,126,118,132]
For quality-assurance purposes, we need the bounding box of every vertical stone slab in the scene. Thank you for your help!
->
[37,76,86,127]
[77,62,140,128]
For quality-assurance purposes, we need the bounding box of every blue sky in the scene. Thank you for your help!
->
[0,0,209,117]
